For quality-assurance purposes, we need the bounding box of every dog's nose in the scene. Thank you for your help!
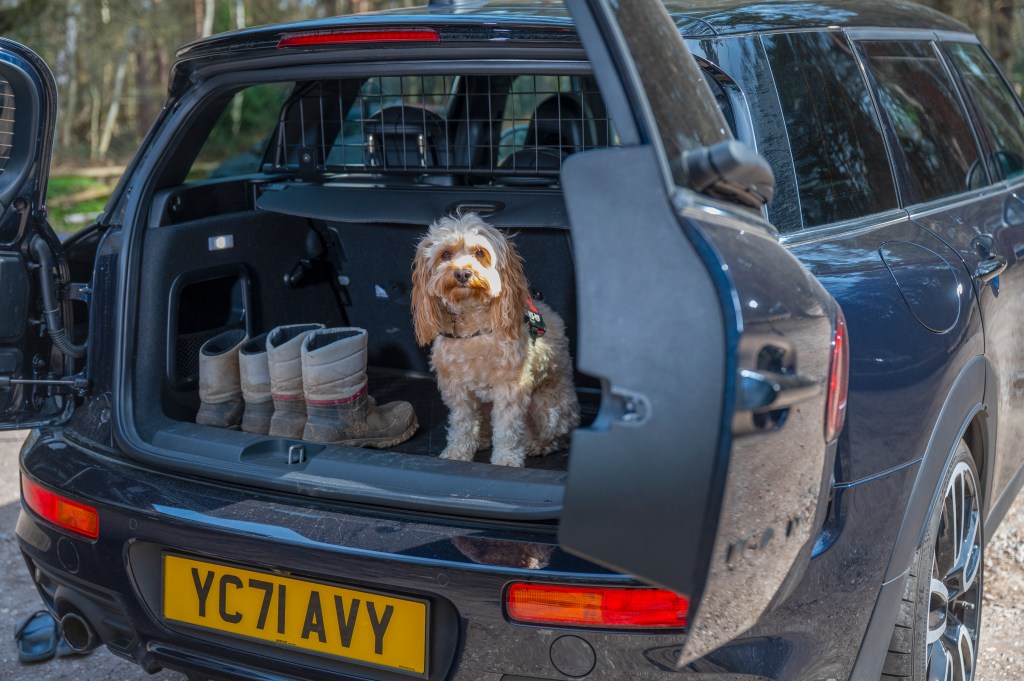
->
[454,269,472,284]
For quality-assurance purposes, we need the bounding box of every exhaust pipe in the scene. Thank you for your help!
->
[59,611,98,654]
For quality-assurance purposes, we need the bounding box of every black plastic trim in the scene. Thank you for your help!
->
[256,183,569,228]
[148,421,566,520]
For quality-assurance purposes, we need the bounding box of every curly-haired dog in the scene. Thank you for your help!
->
[411,214,580,467]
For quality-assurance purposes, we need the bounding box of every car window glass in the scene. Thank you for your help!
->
[188,83,293,181]
[763,32,897,230]
[860,40,987,203]
[946,42,1024,181]
[270,74,619,179]
[497,76,612,165]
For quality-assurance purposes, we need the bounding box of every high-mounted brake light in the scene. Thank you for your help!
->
[506,583,689,629]
[21,476,99,539]
[825,305,849,443]
[277,27,440,48]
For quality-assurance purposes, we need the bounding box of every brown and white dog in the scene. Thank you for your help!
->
[411,214,579,467]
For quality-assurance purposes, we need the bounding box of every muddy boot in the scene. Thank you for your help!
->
[196,329,247,429]
[301,327,418,448]
[239,332,273,435]
[267,323,324,438]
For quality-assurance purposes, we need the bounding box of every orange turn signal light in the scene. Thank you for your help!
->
[506,583,688,629]
[21,476,99,539]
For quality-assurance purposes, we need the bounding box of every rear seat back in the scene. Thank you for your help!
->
[325,221,578,374]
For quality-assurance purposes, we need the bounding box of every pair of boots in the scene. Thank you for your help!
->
[195,325,417,448]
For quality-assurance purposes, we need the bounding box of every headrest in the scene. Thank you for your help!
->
[363,105,451,169]
[525,95,586,154]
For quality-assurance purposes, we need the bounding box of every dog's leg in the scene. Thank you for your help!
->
[490,385,530,467]
[439,389,481,462]
[477,402,493,452]
[525,378,581,457]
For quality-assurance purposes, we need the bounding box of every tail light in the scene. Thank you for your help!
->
[506,583,688,629]
[277,27,440,48]
[825,304,849,443]
[21,476,99,539]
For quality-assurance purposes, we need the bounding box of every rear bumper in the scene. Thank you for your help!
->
[17,429,909,680]
[18,431,681,681]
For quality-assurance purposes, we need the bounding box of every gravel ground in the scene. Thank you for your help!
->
[0,429,1020,679]
[975,489,1024,680]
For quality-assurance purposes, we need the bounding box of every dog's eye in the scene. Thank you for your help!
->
[441,250,452,261]
[474,248,485,259]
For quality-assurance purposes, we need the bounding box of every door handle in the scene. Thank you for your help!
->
[975,254,1007,283]
[736,369,821,413]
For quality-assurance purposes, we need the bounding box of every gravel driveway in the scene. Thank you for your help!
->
[0,429,1020,679]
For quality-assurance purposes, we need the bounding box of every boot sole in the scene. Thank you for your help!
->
[335,415,420,449]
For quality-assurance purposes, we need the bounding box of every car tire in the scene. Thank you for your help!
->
[881,439,983,681]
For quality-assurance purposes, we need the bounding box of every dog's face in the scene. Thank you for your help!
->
[421,220,503,304]
[412,214,529,345]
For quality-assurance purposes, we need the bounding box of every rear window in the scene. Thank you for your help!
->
[764,32,898,230]
[860,40,987,203]
[945,42,1024,181]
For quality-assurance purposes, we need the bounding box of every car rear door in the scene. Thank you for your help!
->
[0,39,85,430]
[557,0,841,665]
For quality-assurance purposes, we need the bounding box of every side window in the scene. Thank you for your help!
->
[945,42,1024,181]
[188,83,293,181]
[860,41,987,204]
[763,32,897,230]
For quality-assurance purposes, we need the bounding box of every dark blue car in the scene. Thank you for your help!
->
[0,1,1017,679]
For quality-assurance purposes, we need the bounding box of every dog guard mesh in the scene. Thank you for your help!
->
[271,74,619,180]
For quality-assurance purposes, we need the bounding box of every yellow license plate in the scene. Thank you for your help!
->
[162,554,429,676]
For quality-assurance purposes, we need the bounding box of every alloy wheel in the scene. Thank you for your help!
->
[927,460,982,681]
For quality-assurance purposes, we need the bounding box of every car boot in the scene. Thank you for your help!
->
[239,332,273,435]
[301,327,418,448]
[196,329,247,429]
[267,323,324,439]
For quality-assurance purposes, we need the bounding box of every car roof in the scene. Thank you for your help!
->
[175,0,970,61]
[664,0,969,36]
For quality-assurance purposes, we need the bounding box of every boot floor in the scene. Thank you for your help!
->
[367,368,599,471]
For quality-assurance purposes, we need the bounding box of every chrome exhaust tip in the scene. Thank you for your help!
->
[59,611,98,653]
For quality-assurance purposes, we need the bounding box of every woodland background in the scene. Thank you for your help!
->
[0,0,1019,229]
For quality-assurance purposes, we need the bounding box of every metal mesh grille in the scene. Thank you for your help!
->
[273,74,618,179]
[0,79,15,175]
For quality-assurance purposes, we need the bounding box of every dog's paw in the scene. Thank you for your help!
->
[439,447,474,462]
[526,439,561,458]
[490,448,526,467]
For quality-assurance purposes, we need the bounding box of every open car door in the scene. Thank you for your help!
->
[557,0,840,666]
[0,39,84,430]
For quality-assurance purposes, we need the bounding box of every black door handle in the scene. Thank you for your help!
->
[976,254,1007,282]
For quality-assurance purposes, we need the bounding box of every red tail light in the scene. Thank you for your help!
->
[506,583,688,629]
[277,27,440,48]
[825,305,849,442]
[21,476,99,539]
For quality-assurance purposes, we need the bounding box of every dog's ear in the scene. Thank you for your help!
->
[411,239,447,346]
[491,237,531,342]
